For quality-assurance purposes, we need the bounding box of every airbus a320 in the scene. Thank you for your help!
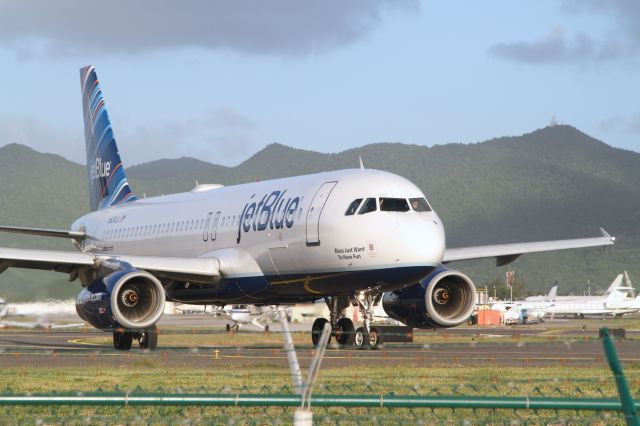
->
[0,66,615,350]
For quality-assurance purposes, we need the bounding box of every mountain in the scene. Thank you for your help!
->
[1,125,639,301]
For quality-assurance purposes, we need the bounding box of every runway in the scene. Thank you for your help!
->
[1,315,639,369]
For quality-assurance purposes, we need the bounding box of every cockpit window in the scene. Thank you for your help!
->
[358,198,377,215]
[345,198,363,216]
[409,197,432,212]
[379,197,410,212]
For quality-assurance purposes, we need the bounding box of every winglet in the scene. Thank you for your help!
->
[600,227,615,242]
[358,156,365,170]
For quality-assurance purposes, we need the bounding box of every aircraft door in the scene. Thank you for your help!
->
[305,181,338,246]
[210,211,221,241]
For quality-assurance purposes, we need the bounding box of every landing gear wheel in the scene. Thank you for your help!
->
[311,318,330,347]
[139,325,158,350]
[335,318,355,346]
[354,327,369,350]
[368,326,384,350]
[113,330,133,351]
[225,324,231,332]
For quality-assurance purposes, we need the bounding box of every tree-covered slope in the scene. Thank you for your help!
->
[1,125,638,300]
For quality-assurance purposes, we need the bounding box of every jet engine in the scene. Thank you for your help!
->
[76,269,165,330]
[382,267,476,328]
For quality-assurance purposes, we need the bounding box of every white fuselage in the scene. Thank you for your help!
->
[72,169,446,304]
[495,290,640,317]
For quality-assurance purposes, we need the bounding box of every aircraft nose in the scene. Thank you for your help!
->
[393,213,445,265]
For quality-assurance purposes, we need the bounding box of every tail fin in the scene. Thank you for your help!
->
[604,274,623,294]
[80,66,136,211]
[546,285,557,302]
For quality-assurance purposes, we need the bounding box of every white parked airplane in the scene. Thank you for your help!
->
[0,316,85,330]
[0,66,615,350]
[222,304,288,332]
[0,297,7,319]
[495,286,640,319]
[524,273,631,302]
[543,290,640,318]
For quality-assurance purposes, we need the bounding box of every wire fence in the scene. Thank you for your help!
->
[0,326,638,424]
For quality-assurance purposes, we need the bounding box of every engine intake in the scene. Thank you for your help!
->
[76,269,165,330]
[382,267,476,328]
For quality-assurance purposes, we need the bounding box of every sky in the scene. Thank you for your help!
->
[0,0,638,166]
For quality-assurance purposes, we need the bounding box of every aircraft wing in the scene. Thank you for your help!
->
[0,247,221,284]
[443,228,615,266]
[0,247,95,274]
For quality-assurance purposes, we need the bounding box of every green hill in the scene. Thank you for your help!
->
[1,125,639,300]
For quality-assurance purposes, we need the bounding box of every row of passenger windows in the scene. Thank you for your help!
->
[345,197,431,216]
[103,214,239,241]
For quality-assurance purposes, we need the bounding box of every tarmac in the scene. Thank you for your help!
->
[1,314,639,369]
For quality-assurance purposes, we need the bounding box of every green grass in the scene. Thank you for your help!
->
[1,318,638,423]
[0,363,635,425]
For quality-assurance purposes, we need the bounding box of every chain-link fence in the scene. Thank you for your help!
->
[0,327,637,425]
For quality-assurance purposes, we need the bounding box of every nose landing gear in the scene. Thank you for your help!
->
[310,289,384,350]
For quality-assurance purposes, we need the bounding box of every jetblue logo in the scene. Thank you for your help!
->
[236,190,300,243]
[91,157,111,179]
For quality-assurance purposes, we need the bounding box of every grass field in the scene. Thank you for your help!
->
[1,363,636,425]
[1,318,639,424]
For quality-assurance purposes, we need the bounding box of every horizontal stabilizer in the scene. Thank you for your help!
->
[0,226,86,241]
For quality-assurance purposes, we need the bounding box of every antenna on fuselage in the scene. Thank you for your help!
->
[358,156,365,169]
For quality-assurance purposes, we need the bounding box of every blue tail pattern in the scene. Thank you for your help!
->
[80,66,136,211]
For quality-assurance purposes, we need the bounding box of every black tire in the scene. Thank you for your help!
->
[139,325,158,350]
[264,325,270,333]
[311,318,330,347]
[335,318,355,346]
[354,327,369,350]
[113,330,133,351]
[226,324,231,332]
[369,326,384,350]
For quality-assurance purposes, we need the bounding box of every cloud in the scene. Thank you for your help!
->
[0,114,83,162]
[119,108,261,166]
[598,112,640,134]
[488,28,594,64]
[0,1,418,57]
[488,0,640,64]
[0,108,262,166]
[630,113,640,133]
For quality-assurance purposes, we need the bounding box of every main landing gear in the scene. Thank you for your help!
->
[113,325,158,351]
[310,290,384,350]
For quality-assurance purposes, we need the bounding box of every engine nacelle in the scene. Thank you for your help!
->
[382,267,476,328]
[76,269,165,330]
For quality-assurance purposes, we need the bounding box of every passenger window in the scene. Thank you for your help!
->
[345,198,363,216]
[358,198,377,215]
[379,198,410,212]
[409,197,432,212]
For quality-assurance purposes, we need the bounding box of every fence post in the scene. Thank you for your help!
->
[600,327,639,426]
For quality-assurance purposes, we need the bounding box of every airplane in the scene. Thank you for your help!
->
[0,298,84,329]
[0,66,615,351]
[543,290,640,318]
[0,316,85,330]
[495,286,640,319]
[524,273,631,302]
[222,304,290,332]
[0,297,7,319]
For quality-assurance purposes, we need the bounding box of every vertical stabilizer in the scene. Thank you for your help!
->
[80,66,136,211]
[605,274,624,294]
[546,285,557,302]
